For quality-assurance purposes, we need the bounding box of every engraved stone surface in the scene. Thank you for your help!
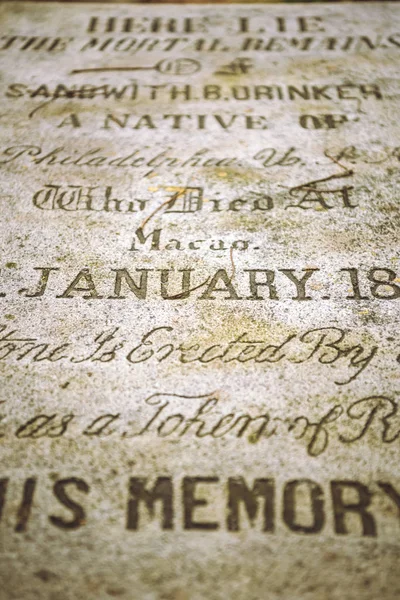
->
[0,2,399,598]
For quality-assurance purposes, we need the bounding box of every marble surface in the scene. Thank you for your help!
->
[0,2,399,599]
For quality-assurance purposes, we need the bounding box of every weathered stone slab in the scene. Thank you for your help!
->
[0,2,399,598]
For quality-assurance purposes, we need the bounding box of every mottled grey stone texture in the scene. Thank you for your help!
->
[0,3,399,599]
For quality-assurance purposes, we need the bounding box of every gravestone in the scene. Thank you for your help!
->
[0,2,399,598]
